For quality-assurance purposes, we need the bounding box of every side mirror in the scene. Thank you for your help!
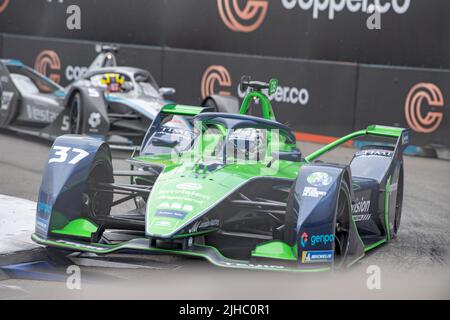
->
[159,87,176,98]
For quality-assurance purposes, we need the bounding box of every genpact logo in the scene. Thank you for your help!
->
[300,232,309,248]
[201,65,232,99]
[34,50,61,84]
[405,83,444,133]
[217,0,269,32]
[0,0,9,13]
[310,233,334,246]
[281,0,411,20]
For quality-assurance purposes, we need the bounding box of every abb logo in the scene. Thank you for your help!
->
[217,0,269,32]
[34,50,62,84]
[405,83,444,133]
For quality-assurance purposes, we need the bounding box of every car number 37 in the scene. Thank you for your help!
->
[49,146,89,165]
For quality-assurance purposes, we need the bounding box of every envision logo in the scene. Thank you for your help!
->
[217,0,269,32]
[0,0,9,13]
[34,50,61,84]
[405,83,444,133]
[281,0,411,19]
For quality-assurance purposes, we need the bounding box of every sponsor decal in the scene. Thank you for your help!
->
[159,126,193,138]
[353,213,371,222]
[352,198,371,214]
[302,186,326,198]
[158,189,211,202]
[26,104,58,122]
[157,202,194,212]
[1,91,14,110]
[238,81,309,105]
[201,64,309,106]
[65,64,88,81]
[189,219,220,233]
[352,190,371,221]
[300,232,334,247]
[402,131,409,145]
[88,112,101,129]
[281,0,411,20]
[300,232,308,248]
[307,171,332,187]
[405,83,444,133]
[0,0,9,13]
[151,218,178,229]
[217,0,269,33]
[176,182,203,191]
[301,250,333,263]
[198,219,220,229]
[37,201,52,215]
[88,88,100,98]
[224,262,286,270]
[356,150,392,157]
[34,50,61,84]
[201,65,232,99]
[155,209,189,220]
[56,240,107,252]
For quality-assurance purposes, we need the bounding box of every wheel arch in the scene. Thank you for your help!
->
[284,163,365,268]
[64,85,110,135]
[36,135,112,241]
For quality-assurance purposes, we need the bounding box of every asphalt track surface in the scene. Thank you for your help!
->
[0,129,449,299]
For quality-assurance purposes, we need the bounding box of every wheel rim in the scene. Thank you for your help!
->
[334,185,350,268]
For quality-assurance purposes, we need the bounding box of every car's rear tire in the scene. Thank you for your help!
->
[69,92,82,134]
[333,179,351,269]
[393,165,404,237]
[202,95,240,113]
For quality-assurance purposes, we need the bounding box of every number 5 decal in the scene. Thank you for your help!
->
[49,146,89,164]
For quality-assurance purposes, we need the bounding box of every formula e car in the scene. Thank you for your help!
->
[0,46,237,148]
[32,78,409,271]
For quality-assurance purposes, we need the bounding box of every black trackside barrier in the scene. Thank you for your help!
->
[1,34,163,87]
[0,34,449,149]
[355,64,450,148]
[0,0,165,46]
[162,48,358,137]
[0,0,449,69]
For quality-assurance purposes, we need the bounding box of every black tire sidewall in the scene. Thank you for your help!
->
[69,93,82,134]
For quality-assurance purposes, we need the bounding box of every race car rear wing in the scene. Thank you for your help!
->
[305,125,410,163]
[161,103,213,116]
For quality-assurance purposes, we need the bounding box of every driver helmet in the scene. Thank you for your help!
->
[101,73,125,93]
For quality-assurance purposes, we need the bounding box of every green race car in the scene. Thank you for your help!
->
[32,78,409,272]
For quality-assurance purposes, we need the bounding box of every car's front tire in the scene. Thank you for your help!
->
[333,179,351,269]
[69,92,82,134]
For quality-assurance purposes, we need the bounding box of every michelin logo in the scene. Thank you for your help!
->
[302,250,334,263]
[281,0,411,20]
